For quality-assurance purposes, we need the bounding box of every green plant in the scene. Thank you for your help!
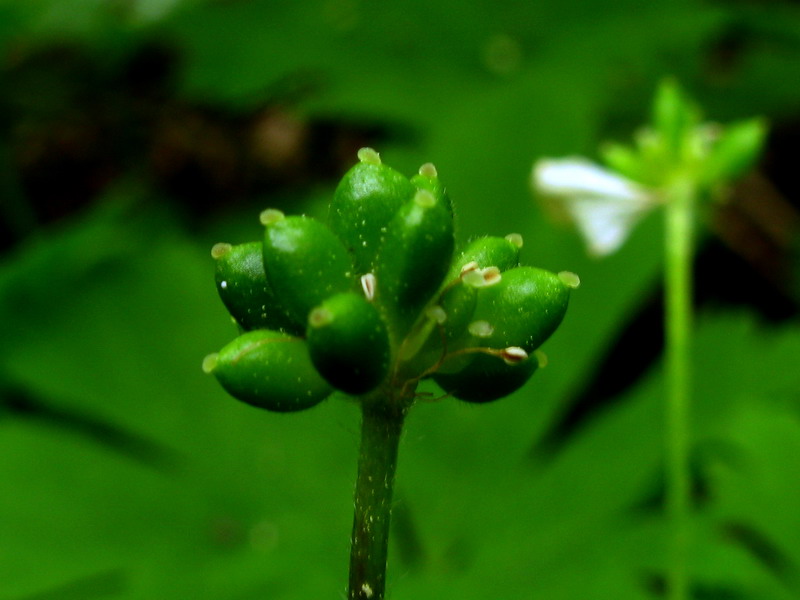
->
[533,80,767,600]
[204,148,577,599]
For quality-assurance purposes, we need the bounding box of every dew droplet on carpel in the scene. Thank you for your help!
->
[309,307,333,328]
[357,147,381,165]
[414,189,436,208]
[558,271,581,289]
[259,208,285,226]
[505,233,523,248]
[418,162,438,177]
[426,305,447,324]
[211,242,232,259]
[202,353,219,374]
[468,320,494,337]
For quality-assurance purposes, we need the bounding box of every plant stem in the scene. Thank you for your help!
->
[664,179,694,600]
[348,394,407,600]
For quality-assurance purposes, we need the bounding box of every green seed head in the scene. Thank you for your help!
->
[207,148,575,411]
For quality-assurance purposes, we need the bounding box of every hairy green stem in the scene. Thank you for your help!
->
[348,394,407,600]
[664,179,694,600]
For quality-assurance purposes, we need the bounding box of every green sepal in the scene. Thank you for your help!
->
[652,78,697,162]
[307,292,391,395]
[600,141,645,183]
[329,150,415,274]
[433,351,538,403]
[701,117,767,187]
[262,213,354,329]
[373,189,454,337]
[213,241,300,334]
[206,330,332,412]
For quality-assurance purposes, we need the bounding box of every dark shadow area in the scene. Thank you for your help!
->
[1,384,181,471]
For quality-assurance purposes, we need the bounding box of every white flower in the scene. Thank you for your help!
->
[532,157,658,257]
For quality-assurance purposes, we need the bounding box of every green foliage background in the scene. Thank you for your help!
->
[1,0,800,598]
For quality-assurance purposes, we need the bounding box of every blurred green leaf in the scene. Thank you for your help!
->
[2,0,800,598]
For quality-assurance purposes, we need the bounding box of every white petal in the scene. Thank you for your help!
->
[532,158,657,256]
[533,157,648,200]
[564,193,653,256]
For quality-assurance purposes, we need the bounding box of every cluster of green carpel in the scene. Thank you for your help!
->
[203,148,578,411]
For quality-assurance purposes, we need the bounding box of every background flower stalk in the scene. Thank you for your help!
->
[531,80,767,600]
